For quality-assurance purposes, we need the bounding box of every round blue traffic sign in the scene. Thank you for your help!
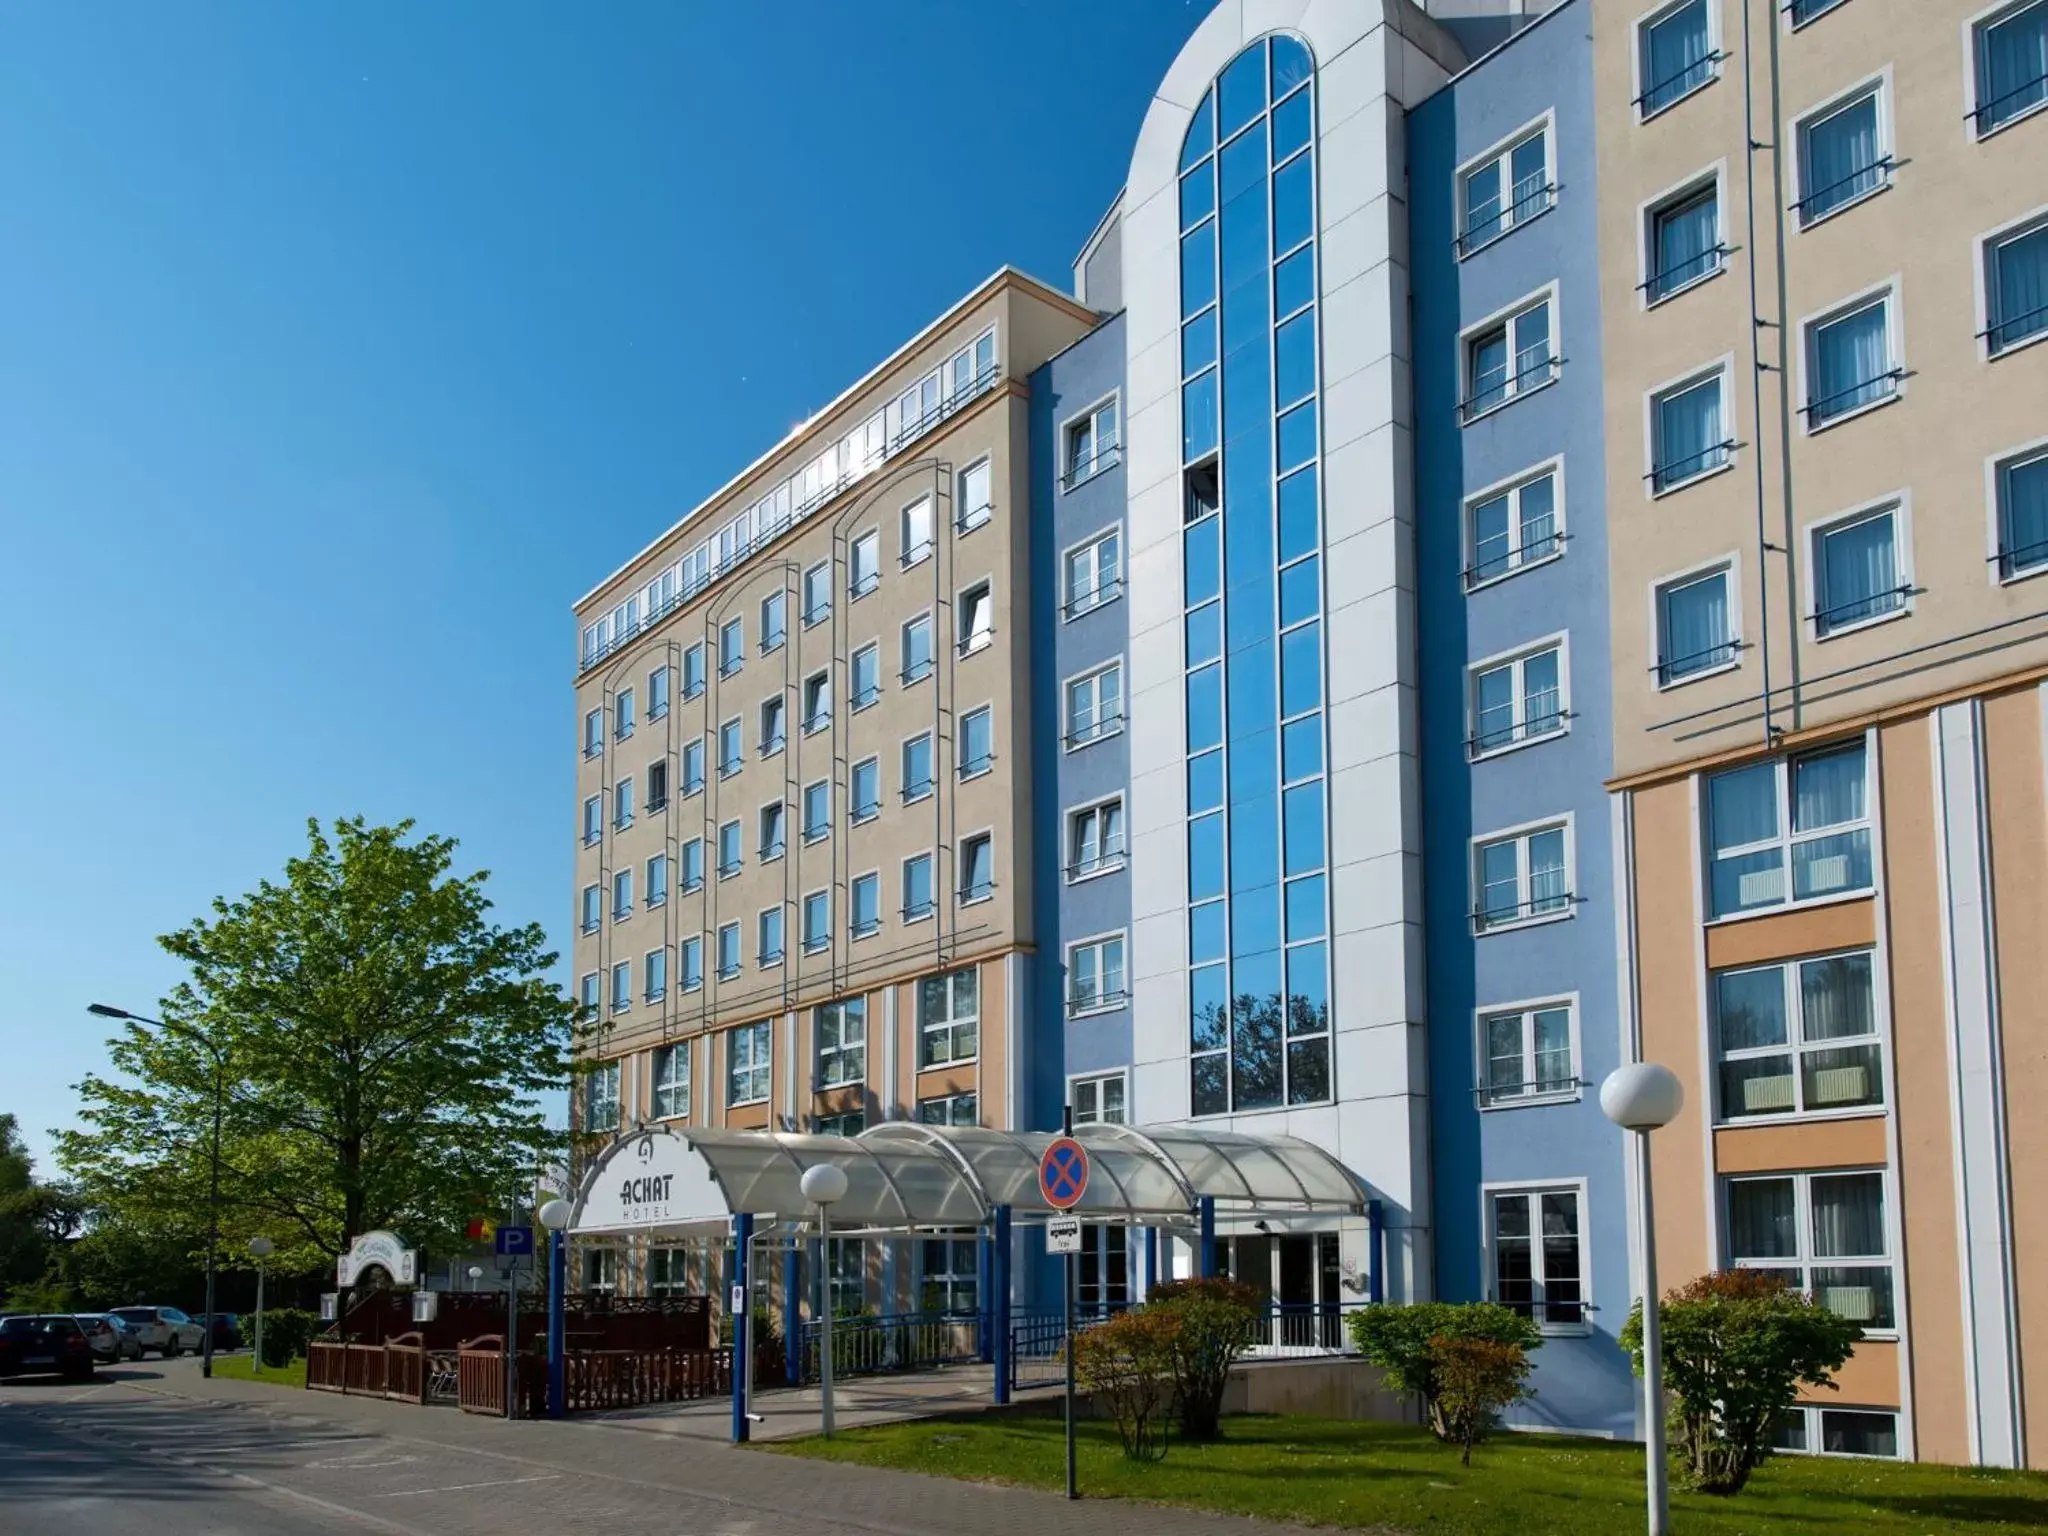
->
[1039,1137,1090,1210]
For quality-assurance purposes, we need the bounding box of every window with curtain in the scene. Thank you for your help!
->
[716,922,740,978]
[1488,1188,1585,1326]
[1458,124,1551,254]
[1462,297,1554,420]
[1715,950,1883,1118]
[1474,823,1571,930]
[651,1042,689,1120]
[959,706,994,777]
[1651,370,1728,491]
[1788,0,1851,25]
[1067,935,1127,1015]
[1656,566,1734,683]
[850,873,880,936]
[1806,296,1896,426]
[1647,181,1722,301]
[726,1020,771,1106]
[1481,1002,1576,1105]
[959,834,993,903]
[1796,88,1886,225]
[1988,220,2048,356]
[1637,0,1714,116]
[1813,507,1905,634]
[803,891,830,952]
[1064,528,1122,614]
[1466,467,1561,586]
[1706,742,1871,916]
[918,966,979,1067]
[1974,0,2048,135]
[1998,448,2048,578]
[1468,643,1565,755]
[1727,1170,1894,1328]
[584,1061,620,1133]
[816,998,865,1087]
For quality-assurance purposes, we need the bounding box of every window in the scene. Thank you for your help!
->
[650,1043,689,1119]
[803,890,830,953]
[918,965,979,1067]
[759,802,786,861]
[1649,366,1730,492]
[1794,85,1888,226]
[1645,177,1723,302]
[613,778,634,831]
[850,643,880,710]
[717,821,742,879]
[718,618,744,677]
[1727,1170,1895,1328]
[727,1020,771,1106]
[757,696,786,758]
[959,833,993,903]
[1474,820,1572,931]
[584,1060,621,1133]
[801,779,829,843]
[1064,398,1120,486]
[680,838,704,893]
[802,561,831,626]
[1715,951,1884,1118]
[957,582,994,655]
[1787,0,1850,24]
[1774,1405,1901,1459]
[581,1247,618,1293]
[610,961,632,1014]
[1706,741,1871,917]
[1488,1187,1585,1327]
[1064,528,1122,615]
[682,643,705,699]
[644,946,667,1002]
[615,688,635,739]
[902,853,935,921]
[1068,797,1126,880]
[719,719,743,777]
[1066,663,1124,747]
[716,922,741,979]
[646,759,668,813]
[901,495,933,567]
[957,459,993,533]
[920,1233,978,1313]
[1810,504,1908,636]
[950,706,993,780]
[577,971,598,1020]
[901,614,934,684]
[581,883,602,934]
[1995,444,2048,578]
[1971,0,2048,136]
[648,1247,689,1295]
[1071,1072,1127,1126]
[758,905,784,965]
[582,794,602,846]
[583,708,604,758]
[646,852,669,908]
[1079,1225,1131,1310]
[612,867,634,920]
[850,872,881,937]
[1636,0,1716,118]
[1655,563,1738,685]
[850,530,880,598]
[851,757,881,822]
[815,1112,865,1139]
[1465,466,1560,588]
[1458,121,1551,255]
[648,666,671,720]
[817,998,866,1087]
[1985,216,2048,356]
[802,671,830,733]
[901,734,934,802]
[1803,292,1898,428]
[1067,934,1127,1016]
[1481,1002,1576,1106]
[1468,641,1566,757]
[1461,293,1555,421]
[682,739,705,795]
[760,591,786,653]
[680,936,703,991]
[918,1094,978,1128]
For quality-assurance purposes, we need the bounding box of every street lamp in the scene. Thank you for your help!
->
[537,1198,572,1420]
[799,1163,849,1437]
[1601,1062,1684,1536]
[89,1002,227,1380]
[248,1237,274,1373]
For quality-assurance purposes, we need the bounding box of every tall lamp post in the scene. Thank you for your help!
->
[1601,1062,1684,1536]
[537,1198,571,1420]
[88,1003,227,1380]
[248,1237,274,1373]
[798,1163,848,1437]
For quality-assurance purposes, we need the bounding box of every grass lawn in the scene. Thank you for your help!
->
[204,1353,308,1389]
[770,1412,2048,1534]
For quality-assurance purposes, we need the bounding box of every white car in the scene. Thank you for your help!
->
[106,1305,206,1358]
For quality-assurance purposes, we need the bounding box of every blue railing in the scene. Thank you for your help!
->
[1007,1300,1362,1393]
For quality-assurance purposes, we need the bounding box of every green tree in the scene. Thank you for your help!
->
[1622,1269,1864,1495]
[1347,1301,1543,1441]
[57,819,577,1279]
[0,1114,83,1307]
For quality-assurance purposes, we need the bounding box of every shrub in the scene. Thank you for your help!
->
[1145,1277,1260,1441]
[1347,1301,1543,1441]
[717,1304,786,1384]
[1074,1309,1179,1461]
[257,1308,322,1367]
[1621,1269,1863,1495]
[1429,1336,1534,1465]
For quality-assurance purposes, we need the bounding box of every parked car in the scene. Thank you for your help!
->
[106,1305,206,1358]
[74,1314,145,1363]
[196,1313,243,1352]
[0,1315,95,1381]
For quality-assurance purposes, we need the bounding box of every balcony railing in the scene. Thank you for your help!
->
[1653,637,1741,685]
[1804,368,1901,427]
[1648,438,1734,493]
[1456,175,1556,257]
[1812,582,1910,635]
[1464,527,1563,588]
[1982,299,2048,356]
[1459,351,1559,423]
[1060,442,1123,490]
[1971,68,2048,136]
[1794,157,1893,225]
[1642,243,1728,304]
[1473,889,1574,932]
[1634,50,1725,117]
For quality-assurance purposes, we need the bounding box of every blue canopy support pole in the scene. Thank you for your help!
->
[730,1212,752,1444]
[1198,1196,1216,1279]
[784,1239,802,1386]
[992,1205,1012,1404]
[1144,1227,1160,1297]
[977,1229,994,1364]
[546,1230,567,1419]
[1367,1199,1385,1304]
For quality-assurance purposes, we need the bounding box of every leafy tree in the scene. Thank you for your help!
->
[0,1114,82,1307]
[1348,1301,1543,1441]
[57,819,577,1283]
[1074,1309,1179,1461]
[1146,1276,1261,1441]
[1621,1269,1863,1495]
[1429,1336,1534,1465]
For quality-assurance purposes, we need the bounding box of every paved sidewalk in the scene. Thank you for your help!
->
[593,1361,1005,1441]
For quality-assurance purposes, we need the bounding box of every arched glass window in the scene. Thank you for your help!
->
[1177,35,1331,1117]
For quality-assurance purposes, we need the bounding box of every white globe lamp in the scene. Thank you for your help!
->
[799,1160,850,1436]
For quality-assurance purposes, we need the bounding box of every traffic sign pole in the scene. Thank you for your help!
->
[1062,1106,1077,1501]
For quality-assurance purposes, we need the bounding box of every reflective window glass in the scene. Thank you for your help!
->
[1276,310,1316,406]
[1183,309,1219,377]
[1281,716,1322,783]
[1280,622,1322,716]
[1189,812,1226,900]
[1187,664,1224,751]
[1189,749,1225,812]
[1279,557,1320,627]
[1273,154,1313,252]
[1275,246,1314,320]
[1186,601,1223,665]
[1285,874,1326,940]
[1278,467,1318,562]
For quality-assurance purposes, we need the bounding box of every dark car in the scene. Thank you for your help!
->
[197,1313,244,1352]
[0,1315,95,1381]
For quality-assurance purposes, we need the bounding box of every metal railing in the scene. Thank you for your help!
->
[1653,637,1741,685]
[1642,243,1728,303]
[1009,1299,1363,1392]
[1060,442,1123,490]
[1982,300,2048,356]
[1066,986,1129,1017]
[1803,368,1901,426]
[1795,157,1893,224]
[1649,438,1734,493]
[1467,704,1566,758]
[1634,50,1724,116]
[1971,69,2048,135]
[1812,583,1911,633]
[1991,537,2048,580]
[1472,890,1574,932]
[1459,352,1559,422]
[796,1310,980,1385]
[1456,177,1556,257]
[1063,578,1124,618]
[1066,710,1125,748]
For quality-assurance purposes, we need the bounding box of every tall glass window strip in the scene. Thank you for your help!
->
[1178,34,1331,1116]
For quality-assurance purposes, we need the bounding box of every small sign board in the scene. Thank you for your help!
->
[1038,1137,1090,1210]
[495,1225,534,1258]
[319,1293,339,1321]
[1046,1215,1082,1255]
[411,1289,439,1324]
[730,1284,746,1314]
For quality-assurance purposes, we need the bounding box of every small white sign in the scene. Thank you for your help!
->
[319,1293,339,1321]
[411,1289,439,1324]
[1046,1215,1082,1255]
[730,1284,746,1313]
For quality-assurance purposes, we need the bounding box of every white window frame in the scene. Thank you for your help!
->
[1789,72,1894,230]
[759,589,786,654]
[850,528,881,599]
[645,757,669,813]
[816,998,867,1088]
[1637,161,1727,307]
[850,870,882,939]
[612,866,634,921]
[1784,0,1854,30]
[585,1060,622,1133]
[581,883,602,935]
[1062,524,1124,618]
[1711,947,1887,1123]
[1703,737,1874,921]
[1723,1168,1900,1336]
[760,694,786,757]
[718,716,744,778]
[802,670,831,734]
[583,707,604,759]
[900,612,935,686]
[849,642,881,712]
[614,687,635,740]
[1465,631,1571,761]
[682,642,706,699]
[1457,283,1560,424]
[613,777,635,831]
[716,921,741,979]
[899,495,934,570]
[680,838,704,894]
[802,560,832,627]
[956,578,995,657]
[1803,492,1914,641]
[1975,204,2048,361]
[802,889,831,955]
[1797,279,1904,434]
[1644,356,1736,497]
[901,850,936,924]
[726,1020,772,1108]
[577,971,599,1020]
[958,829,995,905]
[1462,458,1565,592]
[1064,660,1126,750]
[718,617,745,678]
[917,965,980,1069]
[759,799,787,862]
[1632,0,1722,123]
[1649,551,1744,689]
[850,756,882,824]
[1986,434,2048,584]
[757,904,784,966]
[1964,0,2048,140]
[646,852,669,908]
[1454,111,1556,259]
[801,779,830,845]
[1066,931,1128,1018]
[1069,1070,1129,1126]
[1475,993,1582,1108]
[958,703,996,780]
[609,961,632,1016]
[651,1041,689,1122]
[648,663,671,719]
[1480,1179,1592,1334]
[956,457,994,534]
[1066,795,1128,882]
[680,935,703,992]
[1470,813,1576,934]
[716,819,742,880]
[682,738,706,796]
[1060,393,1122,489]
[582,794,602,847]
[901,731,935,805]
[1773,1404,1902,1460]
[643,946,667,1003]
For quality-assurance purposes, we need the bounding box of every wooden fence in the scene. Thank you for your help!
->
[560,1348,732,1411]
[315,1327,731,1418]
[306,1332,441,1406]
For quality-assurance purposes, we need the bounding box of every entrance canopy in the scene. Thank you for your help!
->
[567,1121,1370,1239]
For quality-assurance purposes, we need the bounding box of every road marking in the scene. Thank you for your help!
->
[372,1472,564,1498]
[306,1453,420,1469]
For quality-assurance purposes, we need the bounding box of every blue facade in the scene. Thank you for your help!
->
[1409,0,1633,1435]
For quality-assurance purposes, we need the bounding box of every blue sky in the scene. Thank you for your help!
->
[0,0,1200,1171]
